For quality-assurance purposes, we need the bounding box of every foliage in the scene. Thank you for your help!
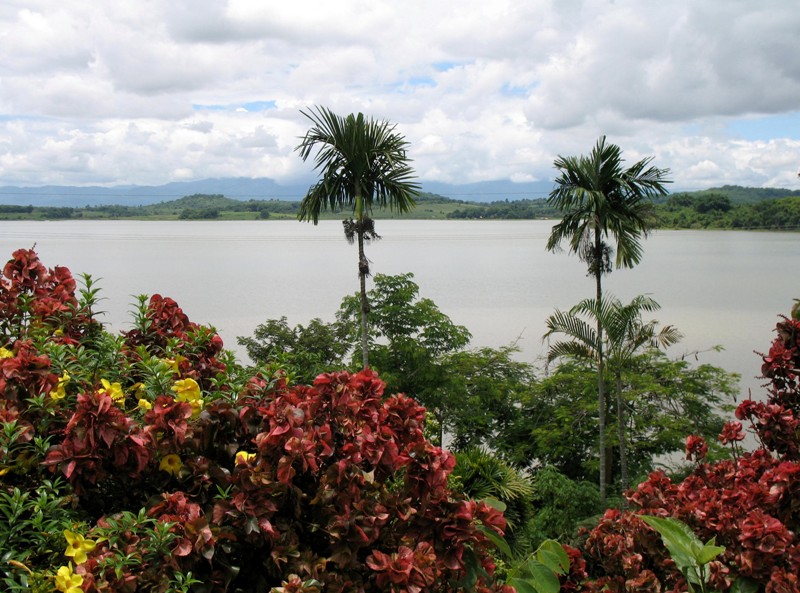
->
[237,316,351,384]
[544,294,683,491]
[441,346,533,452]
[337,272,472,438]
[451,448,535,555]
[526,467,602,550]
[556,306,800,593]
[505,540,572,593]
[502,352,736,485]
[657,193,800,230]
[0,248,512,593]
[639,516,726,593]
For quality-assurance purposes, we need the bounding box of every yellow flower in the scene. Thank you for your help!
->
[50,371,71,401]
[63,530,96,565]
[159,454,183,476]
[162,355,186,374]
[172,377,201,402]
[172,378,203,416]
[0,347,13,359]
[54,563,83,593]
[99,379,125,404]
[137,398,152,411]
[235,450,257,465]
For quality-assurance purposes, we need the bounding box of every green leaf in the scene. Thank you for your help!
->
[640,515,700,570]
[695,543,725,565]
[730,577,760,593]
[476,524,512,559]
[481,496,507,513]
[526,561,561,593]
[535,540,570,575]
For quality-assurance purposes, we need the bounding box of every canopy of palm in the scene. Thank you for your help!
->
[544,295,682,491]
[296,106,420,368]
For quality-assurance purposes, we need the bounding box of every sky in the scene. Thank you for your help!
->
[1,0,799,193]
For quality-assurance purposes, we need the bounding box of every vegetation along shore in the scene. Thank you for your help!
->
[1,185,800,230]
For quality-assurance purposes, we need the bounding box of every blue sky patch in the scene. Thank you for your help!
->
[727,111,800,141]
[242,100,277,112]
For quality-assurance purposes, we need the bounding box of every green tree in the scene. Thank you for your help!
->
[296,106,420,369]
[545,136,670,499]
[505,353,735,485]
[544,295,682,491]
[236,316,350,384]
[337,273,471,442]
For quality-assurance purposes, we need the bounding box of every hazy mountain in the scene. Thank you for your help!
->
[0,177,555,207]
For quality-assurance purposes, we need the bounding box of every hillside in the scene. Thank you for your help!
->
[0,184,798,228]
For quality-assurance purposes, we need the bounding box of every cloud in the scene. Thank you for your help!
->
[1,0,799,190]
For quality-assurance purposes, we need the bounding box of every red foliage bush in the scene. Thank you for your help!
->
[563,311,800,592]
[0,249,511,593]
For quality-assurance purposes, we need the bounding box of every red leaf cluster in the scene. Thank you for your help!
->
[0,249,512,593]
[0,248,98,343]
[562,311,800,592]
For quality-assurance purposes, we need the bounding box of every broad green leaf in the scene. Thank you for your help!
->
[476,524,512,558]
[640,515,699,570]
[526,561,561,593]
[509,579,539,593]
[481,496,507,513]
[535,540,570,575]
[695,543,725,565]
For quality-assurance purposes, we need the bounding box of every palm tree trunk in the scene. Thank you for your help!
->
[358,228,369,369]
[615,369,629,497]
[595,230,607,502]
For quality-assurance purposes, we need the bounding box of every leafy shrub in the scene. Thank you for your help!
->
[560,308,800,592]
[0,249,512,593]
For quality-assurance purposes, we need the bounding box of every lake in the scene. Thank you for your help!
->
[1,219,797,396]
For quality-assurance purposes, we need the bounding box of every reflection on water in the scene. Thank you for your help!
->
[1,219,797,396]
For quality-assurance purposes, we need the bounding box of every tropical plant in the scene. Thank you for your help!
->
[296,106,420,369]
[504,353,735,485]
[0,248,513,593]
[555,304,800,593]
[545,136,671,499]
[337,272,472,443]
[236,315,351,383]
[451,447,535,555]
[544,295,682,491]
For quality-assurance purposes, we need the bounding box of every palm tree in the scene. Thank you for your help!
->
[296,106,420,368]
[544,295,681,494]
[545,136,670,499]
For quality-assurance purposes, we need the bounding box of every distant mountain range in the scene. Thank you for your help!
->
[0,177,555,207]
[1,177,797,208]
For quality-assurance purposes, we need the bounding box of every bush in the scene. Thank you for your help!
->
[0,248,512,593]
[560,307,800,592]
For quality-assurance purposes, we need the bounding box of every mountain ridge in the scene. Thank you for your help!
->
[0,177,797,208]
[0,177,555,207]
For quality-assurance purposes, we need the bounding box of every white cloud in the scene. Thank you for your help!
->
[1,0,799,190]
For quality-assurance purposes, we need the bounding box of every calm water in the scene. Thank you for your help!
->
[2,219,797,396]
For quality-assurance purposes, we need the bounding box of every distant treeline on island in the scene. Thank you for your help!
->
[1,185,799,230]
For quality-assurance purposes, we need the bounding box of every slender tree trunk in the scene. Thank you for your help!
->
[616,369,629,497]
[358,229,369,369]
[595,230,607,502]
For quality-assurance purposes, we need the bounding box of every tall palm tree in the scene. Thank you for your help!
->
[545,136,670,499]
[296,106,420,368]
